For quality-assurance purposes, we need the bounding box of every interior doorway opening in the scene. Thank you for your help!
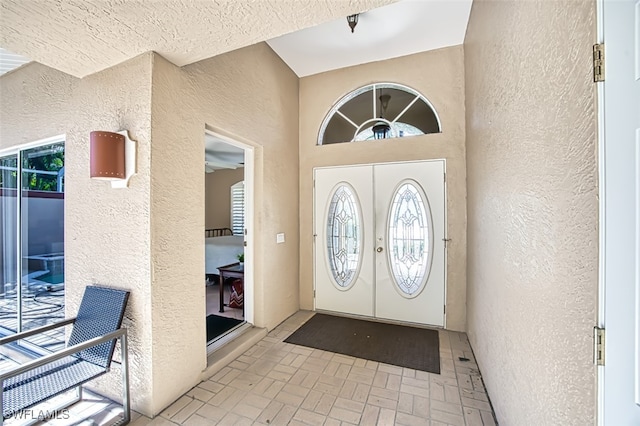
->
[204,129,254,353]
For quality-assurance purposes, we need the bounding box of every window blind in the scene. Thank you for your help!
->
[230,181,244,236]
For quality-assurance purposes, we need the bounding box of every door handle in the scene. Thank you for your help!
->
[376,247,383,253]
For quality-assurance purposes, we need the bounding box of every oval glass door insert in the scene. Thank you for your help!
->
[326,183,362,289]
[387,180,433,297]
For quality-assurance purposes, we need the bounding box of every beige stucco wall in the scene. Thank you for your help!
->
[144,44,299,411]
[174,42,300,332]
[205,168,245,229]
[147,54,206,414]
[0,55,156,412]
[0,42,300,416]
[464,1,598,424]
[299,46,467,331]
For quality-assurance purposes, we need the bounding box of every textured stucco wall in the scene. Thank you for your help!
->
[178,43,300,332]
[148,54,206,414]
[464,1,598,424]
[0,42,300,416]
[299,46,467,331]
[205,168,245,229]
[143,44,299,412]
[0,56,155,412]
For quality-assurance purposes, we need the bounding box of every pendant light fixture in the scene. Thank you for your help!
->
[347,14,359,33]
[373,94,391,139]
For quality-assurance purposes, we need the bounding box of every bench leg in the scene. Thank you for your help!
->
[121,331,130,425]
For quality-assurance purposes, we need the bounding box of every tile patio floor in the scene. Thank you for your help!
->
[35,311,497,426]
[0,287,66,352]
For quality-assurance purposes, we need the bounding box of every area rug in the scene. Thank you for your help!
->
[284,313,440,374]
[206,315,243,342]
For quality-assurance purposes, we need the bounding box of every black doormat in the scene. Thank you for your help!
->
[284,314,440,374]
[206,315,243,342]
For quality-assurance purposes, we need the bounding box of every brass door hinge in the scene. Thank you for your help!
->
[594,326,605,365]
[593,44,605,82]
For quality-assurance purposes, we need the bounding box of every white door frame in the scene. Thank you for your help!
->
[204,127,255,325]
[596,1,606,420]
[597,0,640,423]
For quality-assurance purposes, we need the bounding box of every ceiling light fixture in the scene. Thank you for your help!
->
[373,94,392,139]
[347,14,359,33]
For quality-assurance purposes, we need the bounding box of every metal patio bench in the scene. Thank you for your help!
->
[0,286,130,424]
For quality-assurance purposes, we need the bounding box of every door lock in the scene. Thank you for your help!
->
[376,247,383,253]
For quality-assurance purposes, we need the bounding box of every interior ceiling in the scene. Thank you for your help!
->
[268,0,473,77]
[0,0,396,78]
[205,134,244,172]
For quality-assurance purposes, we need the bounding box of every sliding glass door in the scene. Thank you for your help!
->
[0,140,65,351]
[0,154,18,335]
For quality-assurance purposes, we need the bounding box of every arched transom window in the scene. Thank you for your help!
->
[318,83,441,145]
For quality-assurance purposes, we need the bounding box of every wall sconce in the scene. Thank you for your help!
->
[90,130,136,188]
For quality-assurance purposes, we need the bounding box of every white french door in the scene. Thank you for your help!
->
[374,162,446,325]
[314,160,446,327]
[314,165,375,317]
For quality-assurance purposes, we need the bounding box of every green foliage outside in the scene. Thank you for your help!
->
[0,143,64,191]
[0,157,18,189]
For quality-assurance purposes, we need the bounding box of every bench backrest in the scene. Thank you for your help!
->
[67,286,129,368]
